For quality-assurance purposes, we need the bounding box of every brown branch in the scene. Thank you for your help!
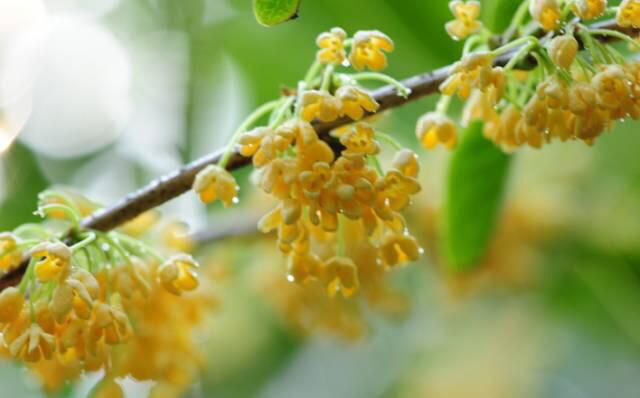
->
[1,19,636,289]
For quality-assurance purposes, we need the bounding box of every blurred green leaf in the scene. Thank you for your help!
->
[482,0,521,32]
[443,122,511,271]
[253,0,301,27]
[0,143,48,230]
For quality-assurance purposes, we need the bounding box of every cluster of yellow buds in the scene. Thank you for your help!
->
[193,28,422,301]
[421,0,640,152]
[0,191,211,396]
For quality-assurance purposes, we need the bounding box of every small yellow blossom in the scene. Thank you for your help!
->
[530,0,562,31]
[440,52,497,99]
[375,170,421,213]
[30,242,72,283]
[332,123,380,158]
[593,65,632,110]
[287,252,323,283]
[392,149,420,178]
[239,126,294,168]
[336,85,379,120]
[0,233,23,271]
[323,256,359,298]
[157,254,200,295]
[193,164,238,207]
[316,27,347,65]
[618,0,640,28]
[0,287,24,323]
[349,30,394,71]
[416,112,458,149]
[548,35,579,69]
[379,233,421,268]
[445,1,482,41]
[301,90,343,122]
[573,0,607,20]
[9,323,55,362]
[91,302,132,345]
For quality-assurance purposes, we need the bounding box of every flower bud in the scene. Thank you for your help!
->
[548,35,579,69]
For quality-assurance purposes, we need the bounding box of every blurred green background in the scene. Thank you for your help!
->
[1,0,640,397]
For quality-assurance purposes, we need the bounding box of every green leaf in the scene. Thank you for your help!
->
[443,122,511,271]
[0,142,48,230]
[253,0,301,27]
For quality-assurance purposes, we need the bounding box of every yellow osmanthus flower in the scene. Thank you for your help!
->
[301,90,343,122]
[239,125,294,168]
[9,323,55,362]
[0,287,24,322]
[193,164,238,207]
[573,0,607,20]
[349,30,394,71]
[30,242,72,283]
[445,0,482,41]
[157,254,200,295]
[530,0,561,31]
[336,85,379,120]
[316,27,347,65]
[618,0,640,28]
[0,233,23,271]
[416,112,458,149]
[332,123,381,158]
[323,256,359,298]
[392,149,420,178]
[440,52,504,100]
[379,233,421,268]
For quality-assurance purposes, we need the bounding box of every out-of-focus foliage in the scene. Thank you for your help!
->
[1,0,640,397]
[443,122,511,271]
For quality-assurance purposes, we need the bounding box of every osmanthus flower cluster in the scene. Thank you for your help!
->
[0,191,214,397]
[419,0,640,152]
[193,28,423,301]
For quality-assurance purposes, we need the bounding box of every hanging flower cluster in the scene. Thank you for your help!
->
[0,191,213,397]
[424,0,640,151]
[193,28,422,300]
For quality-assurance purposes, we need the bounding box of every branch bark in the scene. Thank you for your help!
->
[1,19,635,289]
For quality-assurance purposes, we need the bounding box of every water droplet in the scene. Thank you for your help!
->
[286,275,295,283]
[232,197,239,204]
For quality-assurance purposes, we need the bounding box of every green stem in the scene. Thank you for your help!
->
[504,42,537,72]
[269,96,296,128]
[36,204,80,226]
[349,72,411,97]
[589,28,640,50]
[436,95,452,114]
[320,64,335,92]
[303,60,323,85]
[375,132,403,151]
[218,100,281,169]
[38,190,79,215]
[493,35,538,57]
[368,155,384,176]
[503,0,531,42]
[70,232,96,251]
[112,232,164,263]
[18,257,37,294]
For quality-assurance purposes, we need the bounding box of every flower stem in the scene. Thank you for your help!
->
[349,72,411,97]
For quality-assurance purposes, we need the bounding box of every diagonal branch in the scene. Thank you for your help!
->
[0,19,636,290]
